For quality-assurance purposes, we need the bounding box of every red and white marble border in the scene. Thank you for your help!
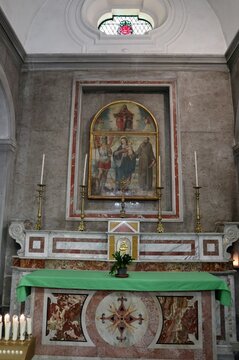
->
[66,80,181,221]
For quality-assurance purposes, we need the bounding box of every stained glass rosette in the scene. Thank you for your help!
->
[117,20,133,35]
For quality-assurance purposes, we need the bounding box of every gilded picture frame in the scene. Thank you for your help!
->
[88,100,159,200]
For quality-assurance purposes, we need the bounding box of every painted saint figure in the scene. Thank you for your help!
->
[96,136,112,192]
[113,136,136,190]
[136,137,156,190]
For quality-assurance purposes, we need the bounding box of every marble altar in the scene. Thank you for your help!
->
[8,220,239,359]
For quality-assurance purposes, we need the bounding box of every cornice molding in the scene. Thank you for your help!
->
[22,53,228,72]
[0,7,26,65]
[0,5,232,73]
[225,30,239,70]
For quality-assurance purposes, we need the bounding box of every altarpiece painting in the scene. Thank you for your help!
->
[88,100,159,200]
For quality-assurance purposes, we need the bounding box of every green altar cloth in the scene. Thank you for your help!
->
[16,269,231,306]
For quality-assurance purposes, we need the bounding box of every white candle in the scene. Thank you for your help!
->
[12,315,19,341]
[19,314,26,341]
[40,153,45,184]
[26,316,32,336]
[82,154,88,186]
[158,155,161,187]
[194,151,199,187]
[4,314,11,341]
[0,315,2,340]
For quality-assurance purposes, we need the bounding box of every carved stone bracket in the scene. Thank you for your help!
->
[9,221,26,256]
[223,223,239,259]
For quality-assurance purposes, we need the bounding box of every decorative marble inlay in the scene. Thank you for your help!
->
[157,296,199,345]
[148,294,202,350]
[52,237,107,255]
[29,237,45,253]
[108,220,140,233]
[45,293,88,342]
[13,258,234,272]
[95,292,149,347]
[203,239,219,256]
[27,288,220,359]
[10,225,229,263]
[140,239,195,256]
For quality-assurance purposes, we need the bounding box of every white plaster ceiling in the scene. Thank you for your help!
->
[0,0,238,55]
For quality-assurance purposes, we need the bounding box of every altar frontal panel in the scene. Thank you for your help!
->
[32,288,215,359]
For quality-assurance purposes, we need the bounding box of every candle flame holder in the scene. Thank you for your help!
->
[0,337,35,360]
[194,186,202,233]
[78,185,87,231]
[156,186,164,233]
[35,184,46,230]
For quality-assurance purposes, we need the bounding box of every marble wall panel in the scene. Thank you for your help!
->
[180,131,236,232]
[11,72,72,230]
[9,69,235,233]
[178,71,234,133]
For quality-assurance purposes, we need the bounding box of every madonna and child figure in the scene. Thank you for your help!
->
[112,136,156,192]
[113,136,136,191]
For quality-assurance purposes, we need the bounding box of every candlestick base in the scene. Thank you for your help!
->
[78,185,87,231]
[156,186,164,233]
[194,186,202,233]
[0,337,35,360]
[35,184,46,230]
[157,220,164,233]
[195,220,202,233]
[78,218,86,231]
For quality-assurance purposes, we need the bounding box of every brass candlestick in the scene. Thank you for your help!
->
[157,186,164,233]
[194,186,202,233]
[120,178,128,218]
[78,185,87,231]
[35,184,46,230]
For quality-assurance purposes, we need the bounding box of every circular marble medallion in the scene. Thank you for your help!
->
[95,291,149,347]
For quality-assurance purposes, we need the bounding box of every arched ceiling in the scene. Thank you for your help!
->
[0,0,238,55]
